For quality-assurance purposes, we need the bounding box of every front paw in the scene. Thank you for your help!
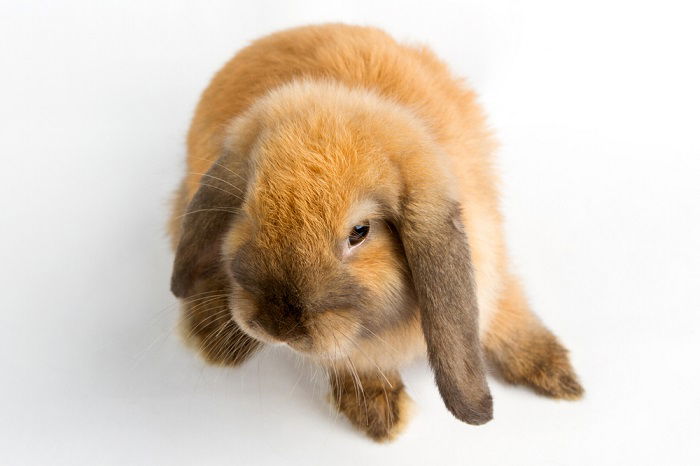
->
[179,315,259,367]
[330,371,413,442]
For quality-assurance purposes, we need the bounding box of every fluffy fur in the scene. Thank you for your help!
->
[168,24,583,441]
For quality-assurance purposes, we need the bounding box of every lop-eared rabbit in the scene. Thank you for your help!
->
[169,24,583,441]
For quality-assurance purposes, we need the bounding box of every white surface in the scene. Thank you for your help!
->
[1,1,699,465]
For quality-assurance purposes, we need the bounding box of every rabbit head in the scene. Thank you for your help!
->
[171,80,492,425]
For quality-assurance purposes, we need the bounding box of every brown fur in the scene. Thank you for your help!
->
[483,277,584,399]
[177,270,259,366]
[329,369,413,442]
[168,24,583,441]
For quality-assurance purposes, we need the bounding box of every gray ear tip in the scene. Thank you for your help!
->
[170,279,184,298]
[170,268,189,298]
[445,392,493,426]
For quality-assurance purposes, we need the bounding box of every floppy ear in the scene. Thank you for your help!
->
[396,193,493,425]
[170,153,245,298]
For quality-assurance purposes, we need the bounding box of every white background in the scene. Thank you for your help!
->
[1,1,699,465]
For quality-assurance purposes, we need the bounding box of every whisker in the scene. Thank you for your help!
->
[145,290,227,327]
[175,207,241,220]
[331,313,398,355]
[190,156,248,185]
[189,172,244,195]
[134,295,229,368]
[332,326,394,390]
[184,306,232,340]
[196,182,244,201]
[197,313,235,354]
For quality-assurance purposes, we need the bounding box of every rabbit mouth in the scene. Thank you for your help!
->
[232,312,315,351]
[234,311,362,360]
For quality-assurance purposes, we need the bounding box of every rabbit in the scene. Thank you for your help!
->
[168,23,583,442]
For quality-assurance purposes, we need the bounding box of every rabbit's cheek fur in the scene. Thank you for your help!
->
[229,284,277,345]
[344,233,416,333]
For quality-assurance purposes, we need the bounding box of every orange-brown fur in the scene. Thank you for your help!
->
[483,277,583,399]
[329,369,414,442]
[168,24,582,441]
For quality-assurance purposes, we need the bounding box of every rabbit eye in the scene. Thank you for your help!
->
[348,221,370,247]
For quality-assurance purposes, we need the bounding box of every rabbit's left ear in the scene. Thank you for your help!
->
[170,152,243,298]
[395,186,493,425]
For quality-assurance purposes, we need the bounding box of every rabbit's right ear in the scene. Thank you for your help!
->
[170,153,244,298]
[391,157,493,426]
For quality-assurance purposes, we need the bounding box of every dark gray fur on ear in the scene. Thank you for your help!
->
[397,198,493,425]
[170,154,244,298]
